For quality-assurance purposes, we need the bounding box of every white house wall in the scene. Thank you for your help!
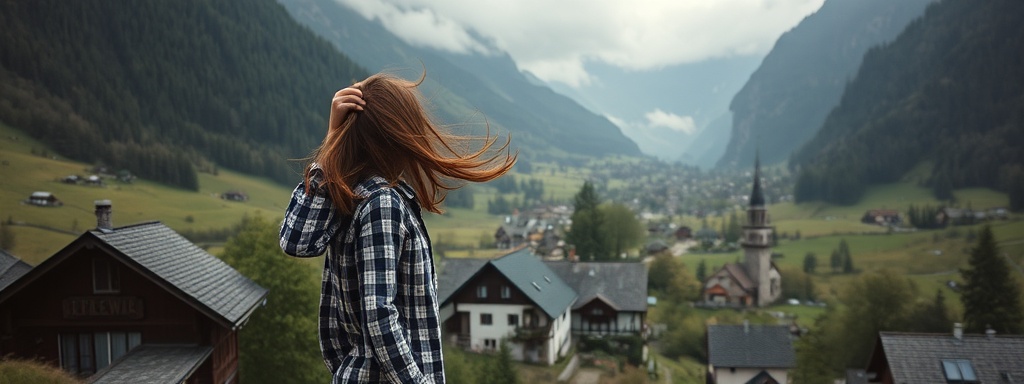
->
[459,303,531,351]
[550,307,572,364]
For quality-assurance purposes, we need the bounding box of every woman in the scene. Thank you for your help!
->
[280,73,516,383]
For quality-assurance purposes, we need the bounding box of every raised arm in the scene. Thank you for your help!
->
[355,191,429,384]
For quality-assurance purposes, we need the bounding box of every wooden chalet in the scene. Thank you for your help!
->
[545,261,648,337]
[0,201,268,383]
[865,325,1024,383]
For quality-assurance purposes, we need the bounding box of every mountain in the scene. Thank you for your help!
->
[278,0,641,163]
[716,0,934,169]
[0,0,366,189]
[791,0,1024,208]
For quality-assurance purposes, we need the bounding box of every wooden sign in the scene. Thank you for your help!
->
[62,296,144,320]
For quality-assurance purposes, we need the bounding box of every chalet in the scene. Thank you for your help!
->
[0,201,268,383]
[861,209,901,226]
[438,248,576,365]
[544,261,648,337]
[220,191,248,202]
[706,323,796,384]
[674,226,693,241]
[864,324,1024,383]
[27,191,62,207]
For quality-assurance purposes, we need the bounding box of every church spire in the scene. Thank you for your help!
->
[749,150,765,207]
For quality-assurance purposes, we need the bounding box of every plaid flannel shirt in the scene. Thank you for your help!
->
[280,171,445,383]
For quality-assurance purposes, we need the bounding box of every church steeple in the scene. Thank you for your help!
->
[749,151,765,207]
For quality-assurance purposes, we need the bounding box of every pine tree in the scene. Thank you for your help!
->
[803,253,817,274]
[960,225,1024,334]
[567,181,607,260]
[696,259,707,283]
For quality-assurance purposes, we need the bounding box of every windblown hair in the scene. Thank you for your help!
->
[306,72,517,215]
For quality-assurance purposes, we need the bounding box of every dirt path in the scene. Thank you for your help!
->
[570,368,602,384]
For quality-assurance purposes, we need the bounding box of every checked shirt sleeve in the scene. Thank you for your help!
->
[279,170,339,257]
[355,191,429,384]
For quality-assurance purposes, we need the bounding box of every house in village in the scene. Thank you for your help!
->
[674,226,693,241]
[700,157,781,308]
[27,191,62,207]
[494,213,562,257]
[861,209,901,226]
[220,191,248,202]
[863,324,1024,383]
[706,322,796,384]
[438,248,576,365]
[544,261,648,337]
[0,201,267,383]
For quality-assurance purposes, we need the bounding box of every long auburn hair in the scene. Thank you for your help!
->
[306,72,517,215]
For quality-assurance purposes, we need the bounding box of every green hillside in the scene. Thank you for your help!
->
[793,0,1024,207]
[0,0,366,190]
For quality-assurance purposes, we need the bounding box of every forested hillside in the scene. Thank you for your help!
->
[717,0,933,168]
[279,0,642,162]
[792,0,1024,208]
[0,0,366,189]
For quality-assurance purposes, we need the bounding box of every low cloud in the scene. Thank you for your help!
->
[336,0,824,87]
[645,109,696,134]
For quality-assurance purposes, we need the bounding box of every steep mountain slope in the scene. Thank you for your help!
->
[717,0,933,168]
[278,0,642,162]
[791,0,1024,207]
[0,0,366,188]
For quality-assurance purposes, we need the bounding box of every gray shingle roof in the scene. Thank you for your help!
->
[439,249,577,319]
[89,344,213,384]
[0,249,31,292]
[91,222,267,328]
[491,249,577,318]
[707,324,796,368]
[544,261,648,312]
[437,257,489,304]
[873,332,1024,383]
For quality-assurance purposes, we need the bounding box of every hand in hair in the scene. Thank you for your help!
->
[328,85,365,131]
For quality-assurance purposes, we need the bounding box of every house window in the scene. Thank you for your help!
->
[480,313,492,325]
[93,259,120,293]
[476,285,487,298]
[508,314,519,326]
[484,339,497,350]
[501,285,511,299]
[942,359,978,383]
[60,331,141,375]
[592,308,603,316]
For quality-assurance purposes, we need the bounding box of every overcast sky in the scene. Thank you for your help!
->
[338,0,825,88]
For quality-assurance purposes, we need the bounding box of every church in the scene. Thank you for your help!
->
[700,157,781,307]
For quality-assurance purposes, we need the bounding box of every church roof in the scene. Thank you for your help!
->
[750,153,766,207]
[723,263,756,291]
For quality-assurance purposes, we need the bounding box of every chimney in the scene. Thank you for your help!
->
[95,200,112,231]
[953,322,963,340]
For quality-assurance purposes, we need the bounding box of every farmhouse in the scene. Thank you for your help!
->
[864,324,1024,383]
[0,201,268,383]
[544,261,648,337]
[706,322,796,384]
[221,191,248,202]
[700,157,781,307]
[861,209,901,226]
[27,191,62,207]
[438,248,576,365]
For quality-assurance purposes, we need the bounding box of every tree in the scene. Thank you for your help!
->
[0,220,14,251]
[830,250,842,273]
[960,225,1024,334]
[443,343,478,384]
[907,289,953,333]
[482,340,519,384]
[567,181,608,260]
[218,214,329,384]
[842,251,855,274]
[803,253,817,274]
[600,203,645,258]
[696,259,707,283]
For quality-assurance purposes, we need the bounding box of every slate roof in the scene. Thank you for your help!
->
[707,324,796,368]
[0,249,31,292]
[869,332,1024,383]
[544,261,648,312]
[491,249,577,318]
[722,263,755,291]
[89,344,213,384]
[90,222,268,328]
[439,249,577,319]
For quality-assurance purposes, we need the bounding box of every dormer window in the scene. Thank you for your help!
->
[501,285,511,299]
[93,259,120,293]
[942,359,978,383]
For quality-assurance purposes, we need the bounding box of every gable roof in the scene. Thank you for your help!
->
[720,263,756,291]
[0,222,267,329]
[544,261,648,312]
[868,332,1024,383]
[439,249,576,319]
[491,249,577,318]
[707,324,796,368]
[89,344,213,384]
[0,249,31,292]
